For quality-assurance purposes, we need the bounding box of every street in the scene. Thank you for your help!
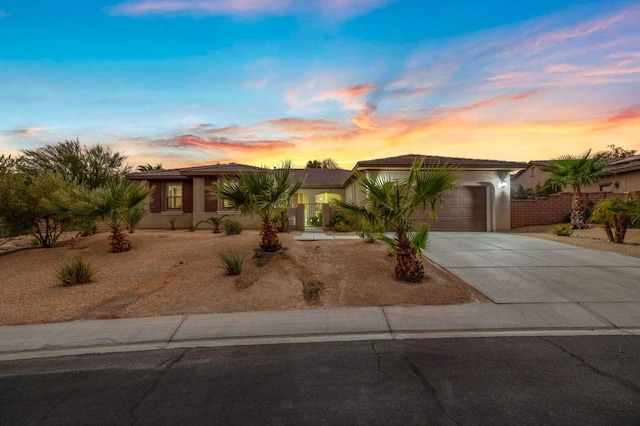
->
[1,336,639,425]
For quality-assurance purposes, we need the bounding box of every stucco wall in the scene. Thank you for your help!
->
[343,169,510,231]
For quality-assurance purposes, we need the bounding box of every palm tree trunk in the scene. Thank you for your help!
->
[108,226,132,253]
[602,223,615,243]
[394,228,424,282]
[570,186,586,229]
[613,214,630,244]
[260,220,282,252]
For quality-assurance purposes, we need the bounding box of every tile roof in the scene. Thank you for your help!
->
[608,155,640,172]
[127,163,265,179]
[355,154,527,169]
[291,168,351,187]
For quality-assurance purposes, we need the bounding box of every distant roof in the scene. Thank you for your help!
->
[291,168,351,188]
[127,163,265,179]
[355,154,527,169]
[608,155,640,172]
[511,160,552,179]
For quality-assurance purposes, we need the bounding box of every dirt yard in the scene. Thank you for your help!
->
[0,230,486,326]
[512,225,640,258]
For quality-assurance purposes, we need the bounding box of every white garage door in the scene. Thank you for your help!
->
[413,186,487,231]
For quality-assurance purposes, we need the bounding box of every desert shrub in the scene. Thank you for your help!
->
[275,209,289,232]
[329,210,346,227]
[224,220,243,235]
[309,213,322,227]
[334,222,351,232]
[552,224,573,237]
[57,257,95,286]
[219,250,244,275]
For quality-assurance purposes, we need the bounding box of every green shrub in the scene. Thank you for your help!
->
[552,224,573,237]
[57,257,96,286]
[329,210,346,227]
[219,250,244,275]
[224,220,243,235]
[275,209,289,232]
[309,214,322,227]
[334,222,351,232]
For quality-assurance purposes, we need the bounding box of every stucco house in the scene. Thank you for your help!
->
[127,154,526,232]
[511,155,640,194]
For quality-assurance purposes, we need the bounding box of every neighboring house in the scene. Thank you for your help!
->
[511,156,640,194]
[127,154,526,232]
[510,160,551,191]
[343,154,526,231]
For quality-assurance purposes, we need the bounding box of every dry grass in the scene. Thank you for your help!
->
[0,230,486,326]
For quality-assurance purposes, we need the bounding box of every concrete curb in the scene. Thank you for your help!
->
[2,303,639,361]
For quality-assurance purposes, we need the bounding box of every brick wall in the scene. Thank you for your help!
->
[510,191,640,228]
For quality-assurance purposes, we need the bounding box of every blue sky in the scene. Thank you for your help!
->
[1,0,639,168]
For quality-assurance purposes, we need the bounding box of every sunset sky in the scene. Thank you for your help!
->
[1,0,639,170]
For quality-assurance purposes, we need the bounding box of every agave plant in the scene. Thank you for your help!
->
[217,162,302,252]
[336,159,458,282]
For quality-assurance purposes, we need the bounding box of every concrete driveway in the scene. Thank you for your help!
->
[424,232,640,304]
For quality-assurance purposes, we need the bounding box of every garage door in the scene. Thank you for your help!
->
[413,186,487,231]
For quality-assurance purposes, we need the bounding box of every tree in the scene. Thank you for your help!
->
[70,179,151,252]
[0,170,75,248]
[590,196,640,244]
[541,150,609,229]
[20,139,130,189]
[321,158,339,169]
[600,144,637,161]
[216,162,303,252]
[137,163,164,172]
[306,158,339,169]
[335,159,458,282]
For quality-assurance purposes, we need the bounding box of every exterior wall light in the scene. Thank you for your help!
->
[497,171,509,190]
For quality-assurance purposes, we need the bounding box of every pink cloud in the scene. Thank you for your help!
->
[602,104,640,125]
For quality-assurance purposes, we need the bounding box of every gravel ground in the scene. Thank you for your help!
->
[511,225,640,258]
[0,230,485,326]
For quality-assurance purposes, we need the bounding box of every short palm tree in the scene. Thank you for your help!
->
[217,162,302,252]
[590,196,640,244]
[542,150,609,229]
[336,159,458,282]
[72,179,151,252]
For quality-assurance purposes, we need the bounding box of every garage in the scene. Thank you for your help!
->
[413,186,487,231]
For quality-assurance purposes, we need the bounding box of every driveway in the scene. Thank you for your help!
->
[424,232,640,304]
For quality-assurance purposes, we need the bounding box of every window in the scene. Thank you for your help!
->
[221,199,234,210]
[165,183,183,210]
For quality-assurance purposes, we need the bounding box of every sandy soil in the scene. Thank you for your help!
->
[0,230,486,326]
[511,225,640,258]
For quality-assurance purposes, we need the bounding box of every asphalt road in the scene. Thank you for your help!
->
[1,336,639,425]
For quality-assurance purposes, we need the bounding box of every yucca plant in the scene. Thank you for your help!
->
[219,250,244,275]
[336,159,458,282]
[57,257,95,286]
[217,162,302,252]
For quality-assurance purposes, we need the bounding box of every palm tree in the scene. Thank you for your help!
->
[590,196,640,244]
[336,159,458,282]
[217,162,302,252]
[541,150,609,229]
[72,179,151,252]
[137,163,164,172]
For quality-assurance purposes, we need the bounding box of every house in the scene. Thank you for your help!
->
[511,156,640,194]
[344,154,526,231]
[126,154,526,232]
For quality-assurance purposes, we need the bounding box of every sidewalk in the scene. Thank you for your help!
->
[2,302,639,361]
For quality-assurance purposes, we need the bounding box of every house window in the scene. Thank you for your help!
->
[220,199,235,210]
[165,183,183,210]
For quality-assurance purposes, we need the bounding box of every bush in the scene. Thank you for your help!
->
[219,250,244,275]
[275,209,289,232]
[334,222,351,232]
[329,210,347,227]
[57,257,95,286]
[309,214,322,227]
[552,224,573,237]
[224,220,243,235]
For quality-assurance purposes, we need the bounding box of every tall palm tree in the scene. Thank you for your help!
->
[217,162,302,252]
[71,179,151,252]
[136,163,164,172]
[336,159,458,282]
[542,150,609,229]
